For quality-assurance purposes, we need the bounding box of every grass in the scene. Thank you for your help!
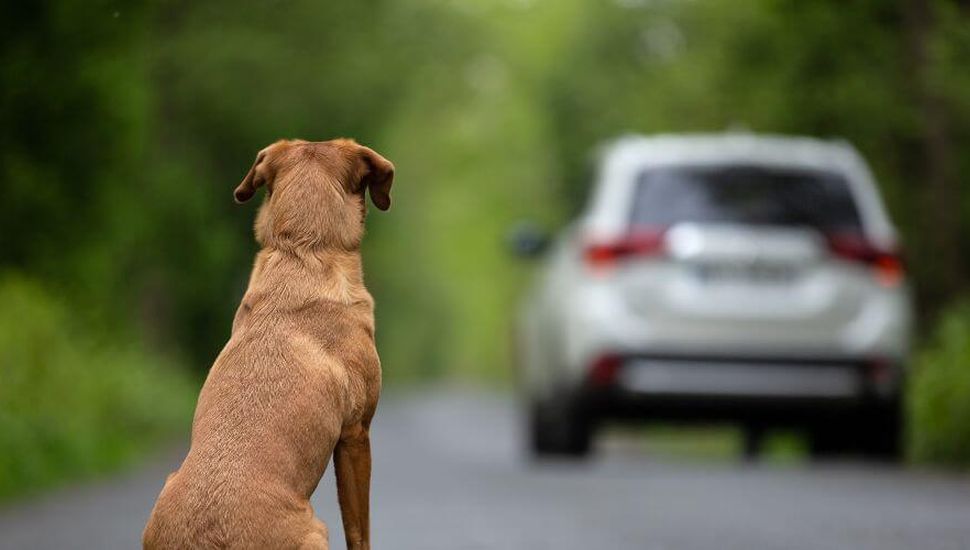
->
[0,274,197,501]
[908,300,970,468]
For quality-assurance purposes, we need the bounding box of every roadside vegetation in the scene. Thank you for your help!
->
[909,301,970,467]
[1,0,969,499]
[0,276,196,501]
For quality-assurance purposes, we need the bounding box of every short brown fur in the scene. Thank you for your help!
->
[143,139,394,550]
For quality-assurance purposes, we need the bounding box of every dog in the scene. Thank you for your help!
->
[143,138,394,550]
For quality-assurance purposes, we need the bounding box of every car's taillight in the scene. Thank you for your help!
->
[825,233,905,287]
[588,354,622,387]
[864,357,893,384]
[584,228,667,270]
[863,357,899,397]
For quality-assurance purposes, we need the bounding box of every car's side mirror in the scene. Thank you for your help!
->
[507,221,550,259]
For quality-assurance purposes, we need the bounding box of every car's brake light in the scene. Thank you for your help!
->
[825,233,904,287]
[588,354,622,386]
[584,228,667,269]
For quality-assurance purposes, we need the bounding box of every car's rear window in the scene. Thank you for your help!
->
[630,165,863,232]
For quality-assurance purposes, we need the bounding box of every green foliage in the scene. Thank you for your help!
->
[0,275,196,500]
[4,0,968,384]
[909,300,970,467]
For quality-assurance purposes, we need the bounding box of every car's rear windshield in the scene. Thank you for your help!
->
[630,164,863,232]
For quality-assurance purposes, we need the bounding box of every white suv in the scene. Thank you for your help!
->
[513,134,912,459]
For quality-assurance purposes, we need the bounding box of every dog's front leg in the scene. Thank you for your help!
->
[335,422,372,550]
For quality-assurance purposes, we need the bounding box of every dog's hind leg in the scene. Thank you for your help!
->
[334,422,372,550]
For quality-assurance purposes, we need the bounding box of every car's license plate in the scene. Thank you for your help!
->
[619,360,859,398]
[694,262,797,284]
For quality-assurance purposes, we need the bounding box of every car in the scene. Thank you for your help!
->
[511,133,913,460]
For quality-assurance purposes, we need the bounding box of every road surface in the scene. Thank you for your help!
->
[1,389,969,549]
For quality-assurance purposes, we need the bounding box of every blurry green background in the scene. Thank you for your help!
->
[2,0,969,498]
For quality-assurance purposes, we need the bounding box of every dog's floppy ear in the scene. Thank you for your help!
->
[358,145,395,211]
[234,143,281,203]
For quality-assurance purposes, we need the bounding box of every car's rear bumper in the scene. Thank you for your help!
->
[587,391,893,426]
[616,357,863,398]
[578,353,902,426]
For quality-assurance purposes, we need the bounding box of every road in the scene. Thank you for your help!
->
[2,389,969,550]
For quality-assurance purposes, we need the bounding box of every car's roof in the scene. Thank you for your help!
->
[599,133,864,173]
[583,133,897,246]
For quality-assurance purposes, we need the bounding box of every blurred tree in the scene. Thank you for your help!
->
[0,1,148,283]
[2,0,969,380]
[901,0,963,308]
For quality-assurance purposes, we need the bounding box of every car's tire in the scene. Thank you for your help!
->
[858,402,903,461]
[809,402,903,461]
[528,395,593,458]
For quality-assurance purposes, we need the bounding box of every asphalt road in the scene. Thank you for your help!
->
[2,389,970,550]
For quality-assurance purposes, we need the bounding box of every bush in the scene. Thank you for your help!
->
[0,275,197,500]
[908,300,970,467]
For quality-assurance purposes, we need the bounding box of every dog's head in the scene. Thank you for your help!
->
[234,139,394,249]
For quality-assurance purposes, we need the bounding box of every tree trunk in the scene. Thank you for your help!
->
[901,0,961,316]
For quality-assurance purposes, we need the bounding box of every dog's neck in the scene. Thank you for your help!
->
[246,245,372,309]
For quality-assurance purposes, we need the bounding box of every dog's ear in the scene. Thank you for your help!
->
[234,143,283,203]
[358,145,395,211]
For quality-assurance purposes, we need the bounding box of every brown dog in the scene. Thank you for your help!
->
[143,138,393,550]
